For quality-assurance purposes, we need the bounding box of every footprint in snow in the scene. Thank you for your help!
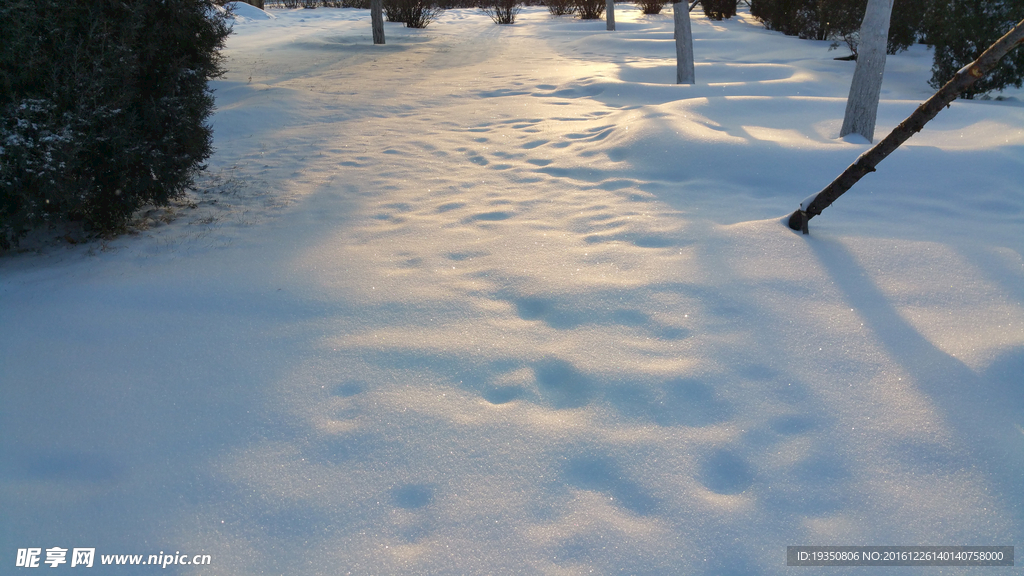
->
[331,381,366,397]
[563,454,660,515]
[699,449,754,495]
[391,483,434,509]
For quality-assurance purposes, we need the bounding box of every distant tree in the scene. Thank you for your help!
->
[925,0,1024,98]
[372,0,385,43]
[674,0,695,83]
[840,0,895,141]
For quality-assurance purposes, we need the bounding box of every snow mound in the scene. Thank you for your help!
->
[225,1,276,21]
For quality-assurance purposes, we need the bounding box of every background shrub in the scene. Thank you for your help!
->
[384,0,404,20]
[749,0,927,54]
[925,0,1024,98]
[384,0,445,26]
[749,0,829,39]
[636,0,666,15]
[748,0,1022,98]
[481,0,522,23]
[436,0,478,7]
[702,0,736,20]
[574,0,604,19]
[546,0,575,16]
[884,0,927,53]
[0,0,230,249]
[816,0,864,52]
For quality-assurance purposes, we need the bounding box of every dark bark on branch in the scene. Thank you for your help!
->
[788,17,1024,234]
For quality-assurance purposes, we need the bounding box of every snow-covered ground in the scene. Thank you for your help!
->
[2,4,1023,574]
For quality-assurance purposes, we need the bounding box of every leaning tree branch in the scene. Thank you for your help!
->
[788,17,1024,234]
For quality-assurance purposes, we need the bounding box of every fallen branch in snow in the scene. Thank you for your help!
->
[788,17,1024,235]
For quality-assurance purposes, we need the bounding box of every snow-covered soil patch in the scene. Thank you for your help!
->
[2,6,1022,575]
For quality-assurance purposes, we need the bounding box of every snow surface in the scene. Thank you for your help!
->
[2,5,1023,575]
[225,1,277,21]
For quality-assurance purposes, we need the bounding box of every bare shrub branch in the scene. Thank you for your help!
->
[481,0,521,24]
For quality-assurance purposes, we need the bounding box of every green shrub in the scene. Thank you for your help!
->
[0,0,231,249]
[750,0,816,37]
[749,0,928,54]
[747,0,1024,99]
[702,0,736,20]
[887,0,928,53]
[925,0,1024,98]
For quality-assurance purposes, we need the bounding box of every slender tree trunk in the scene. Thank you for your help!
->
[674,0,695,84]
[789,17,1024,234]
[372,0,385,45]
[607,0,615,31]
[839,0,894,142]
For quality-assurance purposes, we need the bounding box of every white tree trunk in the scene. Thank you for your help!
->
[371,0,385,45]
[839,0,894,142]
[674,1,695,84]
[606,0,615,30]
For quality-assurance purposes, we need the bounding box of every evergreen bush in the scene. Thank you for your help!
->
[749,0,927,55]
[887,0,928,53]
[0,0,231,249]
[749,0,817,37]
[702,0,737,20]
[925,0,1024,98]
